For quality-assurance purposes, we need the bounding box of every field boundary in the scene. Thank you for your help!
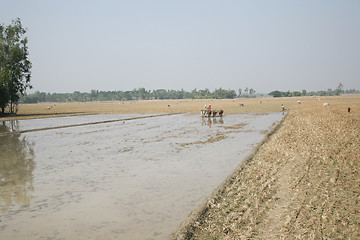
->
[171,112,289,239]
[0,113,181,137]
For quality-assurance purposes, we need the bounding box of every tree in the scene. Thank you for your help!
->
[213,88,236,99]
[269,90,283,98]
[327,88,333,96]
[0,18,32,114]
[244,87,249,95]
[335,83,343,96]
[0,70,10,111]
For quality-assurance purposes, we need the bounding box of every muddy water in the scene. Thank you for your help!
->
[0,113,282,240]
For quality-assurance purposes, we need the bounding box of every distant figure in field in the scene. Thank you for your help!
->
[348,107,351,113]
[282,104,285,111]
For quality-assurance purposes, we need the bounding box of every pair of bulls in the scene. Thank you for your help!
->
[201,109,224,117]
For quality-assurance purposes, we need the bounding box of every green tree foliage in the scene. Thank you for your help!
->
[237,87,256,98]
[269,90,301,97]
[21,87,253,103]
[268,90,284,97]
[244,87,249,95]
[0,18,32,114]
[269,83,354,98]
[20,83,359,103]
[249,88,255,95]
[213,88,236,99]
[335,83,343,96]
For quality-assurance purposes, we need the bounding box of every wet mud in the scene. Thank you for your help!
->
[0,113,174,137]
[0,113,282,239]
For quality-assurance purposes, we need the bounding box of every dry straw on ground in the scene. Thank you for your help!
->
[173,95,360,239]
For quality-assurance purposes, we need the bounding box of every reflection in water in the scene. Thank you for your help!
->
[0,121,35,214]
[201,117,224,127]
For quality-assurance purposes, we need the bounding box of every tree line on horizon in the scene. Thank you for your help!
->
[19,85,359,104]
[268,83,359,97]
[20,88,255,103]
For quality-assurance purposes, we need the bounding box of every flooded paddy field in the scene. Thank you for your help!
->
[0,113,282,240]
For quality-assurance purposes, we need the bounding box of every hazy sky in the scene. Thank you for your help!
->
[1,0,359,94]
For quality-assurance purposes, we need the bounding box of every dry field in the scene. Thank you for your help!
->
[0,96,347,120]
[173,95,360,239]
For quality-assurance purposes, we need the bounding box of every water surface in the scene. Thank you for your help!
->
[0,113,282,239]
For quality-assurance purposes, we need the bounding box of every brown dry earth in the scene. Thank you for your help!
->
[173,99,360,239]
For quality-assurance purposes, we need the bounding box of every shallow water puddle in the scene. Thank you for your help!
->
[0,113,282,239]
